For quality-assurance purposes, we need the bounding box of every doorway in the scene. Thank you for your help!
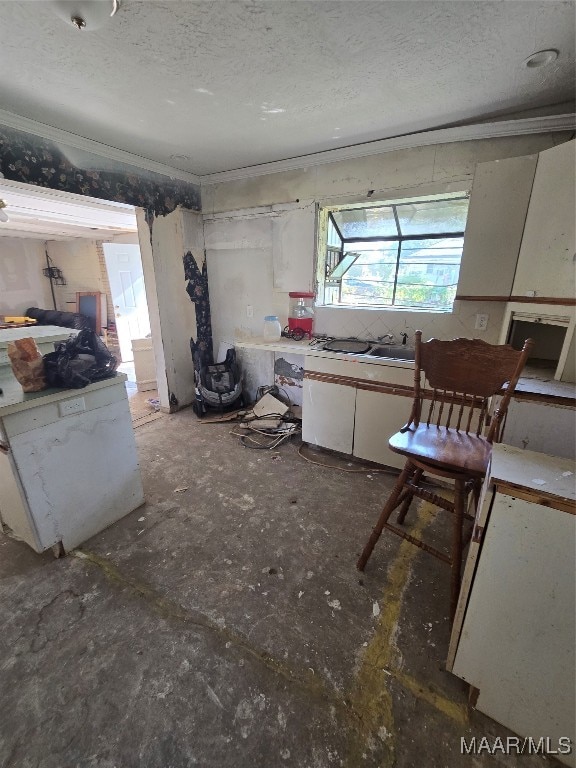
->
[0,178,166,405]
[102,242,151,363]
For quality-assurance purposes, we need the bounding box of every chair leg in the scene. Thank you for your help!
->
[450,478,466,622]
[357,460,413,571]
[396,468,423,525]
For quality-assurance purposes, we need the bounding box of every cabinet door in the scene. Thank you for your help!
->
[452,494,575,762]
[458,153,537,298]
[353,388,412,469]
[498,397,575,460]
[513,139,576,299]
[0,448,40,550]
[302,378,355,454]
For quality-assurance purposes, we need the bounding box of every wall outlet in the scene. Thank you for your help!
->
[475,313,489,331]
[246,305,253,318]
[59,396,86,417]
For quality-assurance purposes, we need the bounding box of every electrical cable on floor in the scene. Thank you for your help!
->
[297,444,397,474]
[231,387,302,449]
[239,428,300,450]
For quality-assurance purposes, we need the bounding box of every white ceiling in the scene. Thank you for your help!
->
[0,181,137,240]
[0,1,574,176]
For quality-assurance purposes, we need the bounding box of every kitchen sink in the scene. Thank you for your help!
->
[368,345,415,360]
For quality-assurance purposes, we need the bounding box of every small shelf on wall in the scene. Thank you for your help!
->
[76,292,107,334]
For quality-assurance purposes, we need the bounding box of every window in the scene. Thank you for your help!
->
[319,194,469,310]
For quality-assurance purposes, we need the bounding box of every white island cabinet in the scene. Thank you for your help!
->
[0,371,144,555]
[449,445,575,767]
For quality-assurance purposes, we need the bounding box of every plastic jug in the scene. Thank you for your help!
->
[263,315,282,342]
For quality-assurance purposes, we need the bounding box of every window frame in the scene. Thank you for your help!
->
[317,192,469,312]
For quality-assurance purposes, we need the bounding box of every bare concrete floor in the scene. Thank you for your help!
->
[0,409,554,768]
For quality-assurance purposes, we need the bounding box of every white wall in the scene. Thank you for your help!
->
[0,238,52,315]
[203,133,570,351]
[204,202,315,351]
[46,239,107,313]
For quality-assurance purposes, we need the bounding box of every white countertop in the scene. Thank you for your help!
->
[490,444,576,502]
[0,370,127,417]
[0,325,78,349]
[234,338,415,368]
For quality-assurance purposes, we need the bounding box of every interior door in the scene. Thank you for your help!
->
[103,243,150,362]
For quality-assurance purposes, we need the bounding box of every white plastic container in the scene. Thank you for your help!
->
[263,315,282,342]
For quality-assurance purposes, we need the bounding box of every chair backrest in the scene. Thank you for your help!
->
[404,331,533,443]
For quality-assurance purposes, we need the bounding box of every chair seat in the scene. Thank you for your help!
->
[389,425,491,477]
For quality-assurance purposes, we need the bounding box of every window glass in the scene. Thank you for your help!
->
[395,198,468,236]
[321,195,468,310]
[340,243,398,305]
[332,206,398,239]
[394,237,463,308]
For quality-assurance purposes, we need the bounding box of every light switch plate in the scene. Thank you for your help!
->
[59,397,86,417]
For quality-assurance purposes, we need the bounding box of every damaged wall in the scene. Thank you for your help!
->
[0,238,52,314]
[137,208,205,411]
[204,202,315,355]
[202,133,571,348]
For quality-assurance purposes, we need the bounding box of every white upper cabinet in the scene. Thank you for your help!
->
[272,203,315,292]
[458,154,537,298]
[512,140,576,300]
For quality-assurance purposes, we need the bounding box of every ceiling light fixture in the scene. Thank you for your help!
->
[524,49,559,68]
[0,200,9,223]
[52,0,120,31]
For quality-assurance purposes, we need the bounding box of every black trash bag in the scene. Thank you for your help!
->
[43,329,118,389]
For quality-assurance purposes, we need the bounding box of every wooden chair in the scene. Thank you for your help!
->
[357,331,533,620]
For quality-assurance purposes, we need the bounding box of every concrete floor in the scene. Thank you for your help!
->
[0,409,554,768]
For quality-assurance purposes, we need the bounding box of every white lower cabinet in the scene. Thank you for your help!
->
[0,376,144,554]
[302,356,413,468]
[353,388,412,469]
[449,446,575,767]
[302,378,356,454]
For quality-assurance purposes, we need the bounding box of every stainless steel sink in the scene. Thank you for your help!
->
[368,345,415,360]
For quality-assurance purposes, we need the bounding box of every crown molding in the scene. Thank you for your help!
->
[1,109,573,189]
[200,114,576,185]
[0,109,201,186]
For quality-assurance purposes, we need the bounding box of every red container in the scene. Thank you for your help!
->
[288,292,315,338]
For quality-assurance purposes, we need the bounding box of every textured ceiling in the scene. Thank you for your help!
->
[0,0,574,175]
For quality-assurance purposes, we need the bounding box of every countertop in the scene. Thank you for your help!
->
[513,375,575,403]
[234,338,415,368]
[0,325,77,349]
[0,370,127,417]
[235,338,576,401]
[490,444,575,504]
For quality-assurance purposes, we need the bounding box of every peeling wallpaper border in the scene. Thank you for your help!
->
[0,125,201,216]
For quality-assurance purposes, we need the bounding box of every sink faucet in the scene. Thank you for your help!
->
[377,333,395,344]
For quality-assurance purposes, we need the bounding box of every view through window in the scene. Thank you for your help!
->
[322,195,469,310]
